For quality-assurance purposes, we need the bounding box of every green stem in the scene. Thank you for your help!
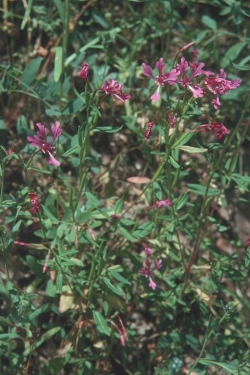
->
[183,93,250,290]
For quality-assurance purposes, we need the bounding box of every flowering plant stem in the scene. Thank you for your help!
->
[183,92,250,291]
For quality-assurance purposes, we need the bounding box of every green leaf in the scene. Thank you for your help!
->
[199,359,238,375]
[28,166,52,174]
[202,15,217,30]
[53,0,64,21]
[62,146,78,157]
[92,12,109,28]
[62,97,85,114]
[169,156,180,169]
[222,42,249,68]
[178,146,208,153]
[94,125,123,133]
[230,61,250,71]
[93,310,110,336]
[86,192,101,207]
[26,255,43,276]
[176,192,190,211]
[187,183,220,196]
[6,220,22,253]
[21,0,34,30]
[0,120,7,145]
[41,205,59,223]
[172,132,194,148]
[23,327,61,356]
[54,47,63,82]
[109,270,131,285]
[103,277,124,296]
[119,227,135,242]
[114,197,124,214]
[21,57,43,88]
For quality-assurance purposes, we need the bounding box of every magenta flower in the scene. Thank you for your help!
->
[79,61,89,81]
[175,57,205,99]
[204,69,241,109]
[144,121,155,139]
[155,199,172,208]
[142,58,178,102]
[100,78,131,103]
[139,256,162,290]
[144,246,152,256]
[27,122,62,166]
[167,111,177,128]
[29,192,40,215]
[193,121,230,141]
[245,237,250,248]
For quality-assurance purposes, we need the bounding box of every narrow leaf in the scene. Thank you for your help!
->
[93,310,110,336]
[21,0,33,30]
[103,277,124,296]
[54,47,63,82]
[178,146,208,153]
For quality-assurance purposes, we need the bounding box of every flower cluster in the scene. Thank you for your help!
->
[144,121,155,139]
[139,247,162,290]
[79,62,89,81]
[27,122,62,166]
[154,199,172,208]
[29,192,40,215]
[142,54,241,109]
[100,78,131,103]
[193,121,230,141]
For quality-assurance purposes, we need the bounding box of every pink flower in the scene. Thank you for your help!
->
[245,237,250,248]
[139,255,162,290]
[142,58,178,102]
[167,111,177,128]
[144,121,155,139]
[29,192,40,214]
[175,57,205,99]
[145,246,152,257]
[193,121,230,141]
[100,78,131,103]
[155,199,172,208]
[204,69,241,109]
[148,278,156,290]
[27,122,62,166]
[79,62,89,81]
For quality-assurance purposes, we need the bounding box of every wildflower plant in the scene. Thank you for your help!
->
[1,1,250,375]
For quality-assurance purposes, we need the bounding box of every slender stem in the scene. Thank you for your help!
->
[0,161,5,206]
[183,93,250,290]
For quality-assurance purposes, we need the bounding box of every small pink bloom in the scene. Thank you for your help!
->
[100,78,131,103]
[154,259,162,270]
[142,58,178,102]
[148,278,157,290]
[175,57,205,99]
[139,254,162,290]
[110,214,120,221]
[167,111,177,128]
[27,122,62,166]
[79,62,89,81]
[193,121,230,141]
[144,121,155,139]
[7,148,14,156]
[245,237,250,247]
[155,199,172,208]
[29,192,40,214]
[145,246,152,257]
[204,69,241,108]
